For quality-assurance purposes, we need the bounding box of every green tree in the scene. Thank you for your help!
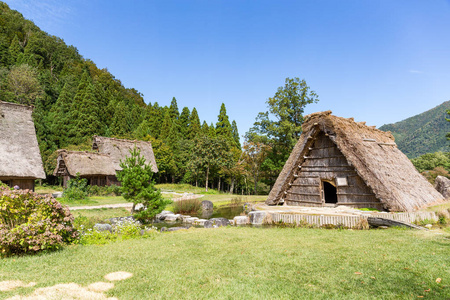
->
[248,77,319,153]
[169,97,179,120]
[216,103,235,147]
[6,64,42,105]
[189,107,201,139]
[231,120,241,149]
[179,107,190,137]
[190,136,230,191]
[116,147,170,220]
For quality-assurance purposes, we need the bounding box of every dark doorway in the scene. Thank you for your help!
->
[323,181,337,204]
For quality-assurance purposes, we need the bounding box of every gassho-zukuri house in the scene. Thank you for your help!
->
[0,101,45,190]
[266,111,445,212]
[53,136,158,187]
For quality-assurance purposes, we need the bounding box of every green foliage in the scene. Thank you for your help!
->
[117,147,170,221]
[411,151,450,173]
[6,63,43,105]
[248,77,319,153]
[379,100,450,158]
[87,185,121,197]
[0,186,78,257]
[79,219,157,245]
[62,173,88,201]
[216,103,235,147]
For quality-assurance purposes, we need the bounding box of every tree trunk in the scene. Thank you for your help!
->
[230,177,235,194]
[218,177,221,192]
[205,166,209,192]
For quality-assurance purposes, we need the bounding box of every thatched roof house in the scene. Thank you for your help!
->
[92,136,158,173]
[54,136,158,186]
[266,111,444,212]
[0,101,45,190]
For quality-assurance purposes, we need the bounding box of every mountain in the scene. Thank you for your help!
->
[379,100,450,158]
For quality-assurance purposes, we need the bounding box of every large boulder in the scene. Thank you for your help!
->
[210,217,230,227]
[233,216,249,225]
[164,214,181,222]
[201,200,214,211]
[94,223,112,232]
[435,175,450,199]
[248,211,268,225]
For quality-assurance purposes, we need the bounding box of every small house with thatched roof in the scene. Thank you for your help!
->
[0,101,45,190]
[92,136,158,173]
[266,111,444,212]
[53,136,158,187]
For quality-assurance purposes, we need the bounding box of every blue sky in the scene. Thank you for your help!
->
[5,0,450,139]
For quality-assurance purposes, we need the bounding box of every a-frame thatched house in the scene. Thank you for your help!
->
[0,101,45,190]
[266,111,444,212]
[53,136,158,187]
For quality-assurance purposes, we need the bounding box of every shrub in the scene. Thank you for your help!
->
[62,174,88,201]
[0,187,78,257]
[173,199,201,214]
[79,219,157,245]
[87,185,121,197]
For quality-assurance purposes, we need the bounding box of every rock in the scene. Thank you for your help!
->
[167,226,190,232]
[201,200,214,211]
[201,210,213,219]
[134,203,145,211]
[181,215,192,222]
[204,220,213,228]
[210,217,230,227]
[229,219,235,226]
[248,211,268,225]
[164,214,180,222]
[435,175,450,198]
[52,192,63,198]
[233,216,249,225]
[194,219,208,226]
[243,202,254,212]
[155,211,174,221]
[185,217,199,224]
[94,223,112,232]
[160,227,167,232]
[425,224,433,229]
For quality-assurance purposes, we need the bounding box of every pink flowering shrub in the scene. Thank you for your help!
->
[0,186,79,257]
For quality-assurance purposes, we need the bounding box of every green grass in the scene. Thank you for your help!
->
[156,183,222,194]
[34,185,63,194]
[60,196,129,207]
[1,228,449,299]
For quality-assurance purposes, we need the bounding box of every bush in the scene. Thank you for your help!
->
[173,199,201,214]
[87,185,121,197]
[62,174,88,201]
[79,219,157,245]
[0,186,78,257]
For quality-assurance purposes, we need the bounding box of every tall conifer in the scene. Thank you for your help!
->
[231,120,241,149]
[179,107,190,137]
[189,107,201,139]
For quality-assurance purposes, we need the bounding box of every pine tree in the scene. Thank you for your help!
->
[231,120,241,149]
[116,146,170,219]
[48,83,72,147]
[179,107,190,137]
[110,101,130,137]
[159,108,173,141]
[8,35,22,65]
[215,103,234,146]
[169,97,179,120]
[201,121,209,136]
[189,107,201,139]
[209,122,217,138]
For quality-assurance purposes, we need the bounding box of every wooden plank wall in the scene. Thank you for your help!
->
[271,211,438,228]
[285,132,382,210]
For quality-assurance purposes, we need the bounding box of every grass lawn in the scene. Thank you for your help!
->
[1,227,449,299]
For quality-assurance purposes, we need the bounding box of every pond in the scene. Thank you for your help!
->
[151,204,245,229]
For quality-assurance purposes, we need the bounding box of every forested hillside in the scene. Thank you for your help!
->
[0,3,244,191]
[379,100,450,158]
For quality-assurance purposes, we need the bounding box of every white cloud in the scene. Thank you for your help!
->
[5,0,74,34]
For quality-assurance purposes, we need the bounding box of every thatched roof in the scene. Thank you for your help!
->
[92,136,158,173]
[53,150,116,177]
[0,101,45,179]
[266,111,445,212]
